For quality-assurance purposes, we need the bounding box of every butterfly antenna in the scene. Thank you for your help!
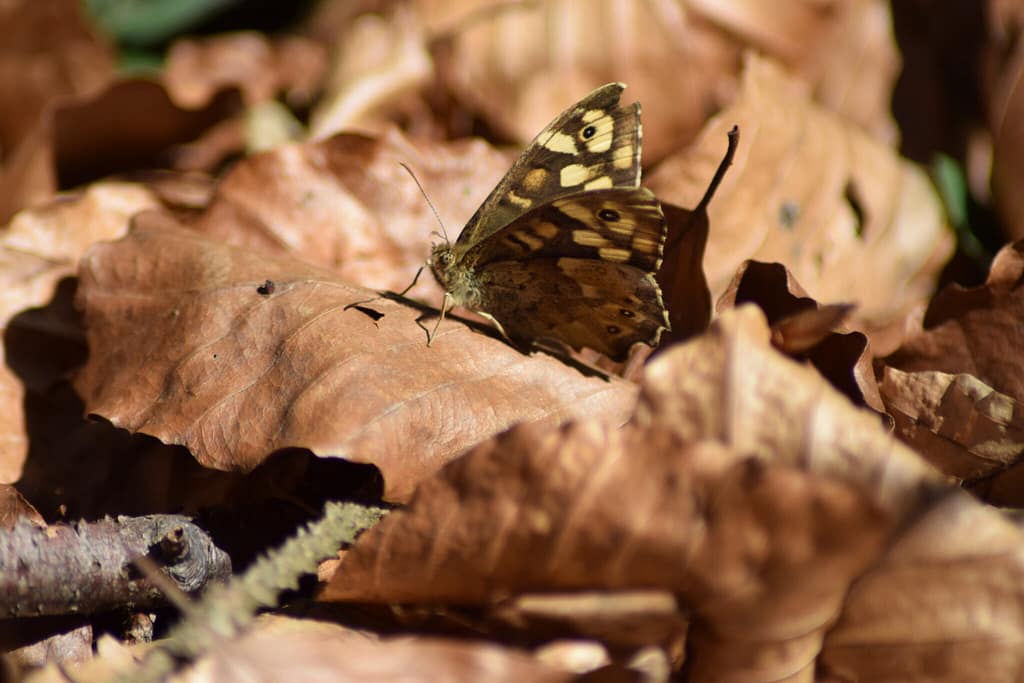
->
[400,162,450,244]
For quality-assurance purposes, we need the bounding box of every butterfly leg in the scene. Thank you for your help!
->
[343,265,425,313]
[427,292,453,346]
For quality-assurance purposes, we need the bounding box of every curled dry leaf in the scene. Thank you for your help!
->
[0,0,113,153]
[491,590,687,650]
[192,127,512,296]
[885,240,1024,403]
[2,78,241,223]
[0,0,114,222]
[177,616,575,683]
[323,307,947,680]
[164,32,328,110]
[648,54,952,328]
[880,367,1024,483]
[656,200,713,347]
[820,492,1024,682]
[421,0,733,162]
[681,0,901,142]
[25,616,574,683]
[421,0,898,162]
[309,4,433,139]
[717,260,883,412]
[0,182,159,483]
[0,485,44,529]
[74,212,637,502]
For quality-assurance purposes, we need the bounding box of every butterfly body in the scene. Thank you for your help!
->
[429,83,670,361]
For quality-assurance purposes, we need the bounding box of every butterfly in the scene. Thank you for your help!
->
[428,83,670,361]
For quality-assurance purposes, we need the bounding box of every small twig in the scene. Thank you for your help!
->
[122,501,387,683]
[0,515,231,619]
[695,125,739,214]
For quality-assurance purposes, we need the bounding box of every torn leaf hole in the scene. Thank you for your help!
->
[844,181,866,239]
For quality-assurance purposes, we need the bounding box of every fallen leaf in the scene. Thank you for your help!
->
[74,212,638,502]
[656,201,713,348]
[1,78,241,223]
[491,590,687,651]
[309,5,433,139]
[885,240,1024,403]
[0,182,159,482]
[0,0,113,154]
[820,492,1024,682]
[0,485,44,529]
[25,616,575,683]
[191,127,513,295]
[421,0,898,162]
[164,32,328,109]
[323,306,945,679]
[880,367,1024,482]
[647,54,952,329]
[717,260,882,411]
[174,616,576,683]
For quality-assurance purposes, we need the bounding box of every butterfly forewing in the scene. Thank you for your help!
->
[462,188,666,273]
[455,82,641,249]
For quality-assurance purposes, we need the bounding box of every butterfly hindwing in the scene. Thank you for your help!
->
[474,257,666,361]
[455,82,641,249]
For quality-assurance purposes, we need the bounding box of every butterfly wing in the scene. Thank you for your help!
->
[464,187,666,272]
[474,258,666,361]
[455,82,642,249]
[468,188,670,360]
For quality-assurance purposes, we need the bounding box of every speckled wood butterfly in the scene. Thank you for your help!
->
[429,83,670,361]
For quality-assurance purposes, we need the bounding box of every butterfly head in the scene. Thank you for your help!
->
[428,242,455,288]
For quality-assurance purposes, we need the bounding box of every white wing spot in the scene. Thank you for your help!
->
[598,247,631,262]
[560,164,591,187]
[573,230,611,247]
[584,176,613,190]
[543,131,579,155]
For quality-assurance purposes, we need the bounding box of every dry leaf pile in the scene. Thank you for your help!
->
[3,1,1024,682]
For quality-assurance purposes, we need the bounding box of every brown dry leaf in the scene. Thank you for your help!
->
[175,616,575,683]
[682,0,900,143]
[164,32,328,110]
[309,4,434,139]
[420,0,898,163]
[0,182,159,483]
[885,240,1024,404]
[422,0,731,163]
[880,367,1024,483]
[491,590,688,651]
[0,0,114,222]
[657,200,713,348]
[820,492,1024,682]
[74,212,637,502]
[648,54,952,329]
[26,617,576,683]
[0,484,44,528]
[323,306,947,679]
[1,78,241,223]
[192,127,512,295]
[0,0,113,155]
[717,260,883,412]
[5,623,93,674]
